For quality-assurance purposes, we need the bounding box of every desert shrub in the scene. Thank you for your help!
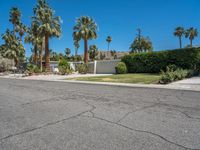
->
[76,63,88,74]
[122,48,200,73]
[26,64,41,74]
[173,68,189,80]
[159,66,191,84]
[115,62,127,74]
[34,66,41,73]
[58,59,70,75]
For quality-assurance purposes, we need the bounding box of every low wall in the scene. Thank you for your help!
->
[50,60,120,74]
[89,60,120,74]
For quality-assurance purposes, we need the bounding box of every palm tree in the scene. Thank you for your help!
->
[73,16,98,63]
[174,26,184,48]
[25,22,42,65]
[1,29,25,67]
[16,23,27,41]
[33,0,61,71]
[65,48,71,57]
[106,36,112,51]
[9,7,21,34]
[73,36,80,56]
[88,45,98,61]
[185,27,198,48]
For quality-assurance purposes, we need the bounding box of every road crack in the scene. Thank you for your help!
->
[0,107,94,141]
[116,104,158,123]
[80,115,198,150]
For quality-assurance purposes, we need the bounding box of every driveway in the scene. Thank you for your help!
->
[0,78,200,150]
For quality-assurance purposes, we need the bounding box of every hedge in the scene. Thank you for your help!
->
[121,48,200,73]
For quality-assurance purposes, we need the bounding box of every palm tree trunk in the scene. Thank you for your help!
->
[39,44,43,72]
[84,39,88,63]
[179,36,182,49]
[13,25,16,35]
[190,39,193,48]
[14,58,18,68]
[108,42,110,51]
[34,46,38,65]
[45,34,50,72]
[75,48,78,56]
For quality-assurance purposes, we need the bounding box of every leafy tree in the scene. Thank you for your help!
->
[73,16,98,63]
[33,0,61,71]
[88,45,98,61]
[130,36,153,53]
[174,26,185,49]
[185,27,198,48]
[106,36,112,51]
[9,7,21,34]
[141,37,153,52]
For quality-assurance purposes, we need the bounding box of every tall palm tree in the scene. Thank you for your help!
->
[106,36,112,51]
[73,16,98,63]
[33,0,61,71]
[174,26,184,49]
[9,7,21,35]
[185,27,198,48]
[25,22,42,65]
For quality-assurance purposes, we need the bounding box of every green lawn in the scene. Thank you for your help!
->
[68,73,161,84]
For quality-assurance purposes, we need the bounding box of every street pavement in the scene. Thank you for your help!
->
[0,78,200,150]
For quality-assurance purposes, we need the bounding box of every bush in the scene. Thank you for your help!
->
[26,64,41,75]
[159,66,191,84]
[0,56,13,72]
[58,59,70,75]
[115,62,127,74]
[76,63,88,74]
[122,48,200,73]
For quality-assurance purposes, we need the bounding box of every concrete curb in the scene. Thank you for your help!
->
[1,76,199,92]
[55,80,200,92]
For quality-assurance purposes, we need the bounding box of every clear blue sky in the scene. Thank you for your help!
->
[0,0,199,56]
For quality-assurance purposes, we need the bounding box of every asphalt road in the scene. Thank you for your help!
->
[0,78,200,150]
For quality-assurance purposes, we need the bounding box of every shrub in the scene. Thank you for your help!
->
[26,64,41,75]
[122,48,200,73]
[159,66,191,84]
[58,59,70,75]
[115,62,127,74]
[0,56,12,72]
[76,63,88,74]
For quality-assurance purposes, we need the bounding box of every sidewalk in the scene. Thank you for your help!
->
[166,77,200,91]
